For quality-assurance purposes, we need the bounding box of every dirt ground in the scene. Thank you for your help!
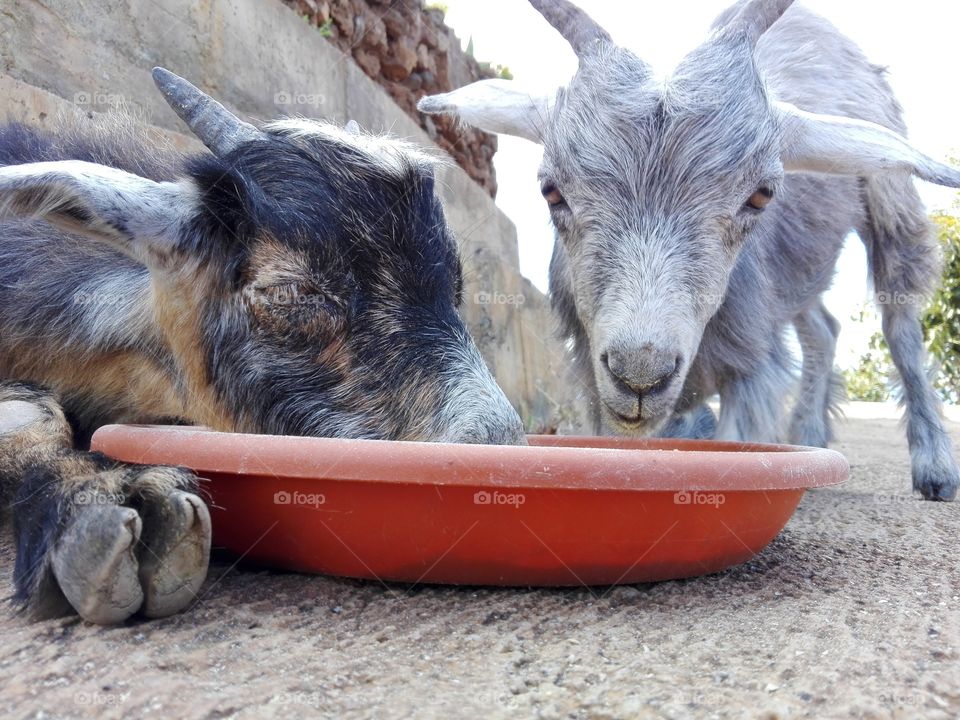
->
[1,403,958,720]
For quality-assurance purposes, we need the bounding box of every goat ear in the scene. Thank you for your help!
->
[776,102,960,187]
[0,160,196,265]
[418,79,554,144]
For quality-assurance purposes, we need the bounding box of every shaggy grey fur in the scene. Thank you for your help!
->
[420,0,960,501]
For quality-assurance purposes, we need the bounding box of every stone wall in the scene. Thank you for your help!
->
[0,0,582,433]
[280,0,499,196]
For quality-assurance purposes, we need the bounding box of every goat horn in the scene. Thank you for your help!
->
[152,67,262,156]
[527,0,611,57]
[730,0,796,47]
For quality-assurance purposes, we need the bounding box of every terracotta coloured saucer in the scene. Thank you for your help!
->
[91,426,848,586]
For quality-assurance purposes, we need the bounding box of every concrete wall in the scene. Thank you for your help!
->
[0,0,582,431]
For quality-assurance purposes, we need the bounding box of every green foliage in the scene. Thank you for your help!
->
[467,34,512,80]
[478,62,513,80]
[425,2,449,15]
[843,329,893,402]
[922,211,960,404]
[303,14,333,37]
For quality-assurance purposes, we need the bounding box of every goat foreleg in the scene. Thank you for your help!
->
[715,337,794,444]
[0,383,211,623]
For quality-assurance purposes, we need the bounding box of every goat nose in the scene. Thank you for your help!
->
[603,346,681,395]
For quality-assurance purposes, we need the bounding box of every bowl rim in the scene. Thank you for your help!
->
[91,425,849,492]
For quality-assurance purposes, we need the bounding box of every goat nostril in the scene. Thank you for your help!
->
[648,355,681,390]
[600,352,616,375]
[602,349,636,391]
[668,355,682,379]
[602,348,682,395]
[600,351,611,371]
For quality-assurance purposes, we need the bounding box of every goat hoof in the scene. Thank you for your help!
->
[52,506,144,624]
[137,490,211,618]
[914,466,959,502]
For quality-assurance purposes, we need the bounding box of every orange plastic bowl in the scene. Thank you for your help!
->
[91,426,847,586]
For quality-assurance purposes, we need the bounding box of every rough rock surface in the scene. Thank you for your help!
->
[1,404,958,719]
[281,0,500,196]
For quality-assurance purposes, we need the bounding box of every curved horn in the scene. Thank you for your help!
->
[527,0,612,57]
[152,67,262,155]
[726,0,796,47]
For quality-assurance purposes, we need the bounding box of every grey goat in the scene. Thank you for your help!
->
[420,0,960,501]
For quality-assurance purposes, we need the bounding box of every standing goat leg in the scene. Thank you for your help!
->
[860,175,959,501]
[715,335,794,444]
[789,301,844,448]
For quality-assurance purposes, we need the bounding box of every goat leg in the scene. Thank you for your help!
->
[0,382,211,622]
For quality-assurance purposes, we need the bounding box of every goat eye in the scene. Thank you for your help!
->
[250,284,344,326]
[541,182,566,207]
[746,187,774,211]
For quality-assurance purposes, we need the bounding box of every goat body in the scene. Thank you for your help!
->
[0,69,524,623]
[420,0,959,501]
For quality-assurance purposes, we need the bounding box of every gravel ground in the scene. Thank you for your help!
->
[1,403,958,719]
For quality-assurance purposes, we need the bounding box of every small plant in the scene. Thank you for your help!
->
[492,64,514,80]
[478,62,514,80]
[465,35,512,80]
[843,328,893,402]
[922,209,960,404]
[318,18,333,38]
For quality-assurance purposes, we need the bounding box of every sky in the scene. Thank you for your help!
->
[440,0,960,369]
